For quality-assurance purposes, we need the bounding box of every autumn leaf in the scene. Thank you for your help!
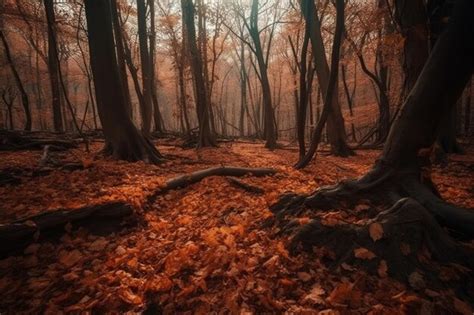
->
[354,247,376,260]
[327,282,354,305]
[378,260,388,278]
[119,288,143,305]
[453,297,473,315]
[302,284,326,305]
[368,222,384,241]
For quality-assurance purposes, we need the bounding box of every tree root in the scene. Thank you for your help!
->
[270,163,474,292]
[287,198,474,290]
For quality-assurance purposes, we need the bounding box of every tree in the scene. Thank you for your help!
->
[137,0,154,135]
[305,0,353,157]
[0,30,31,131]
[181,0,216,148]
[84,0,163,162]
[294,0,346,168]
[43,0,63,132]
[272,0,474,279]
[149,0,165,133]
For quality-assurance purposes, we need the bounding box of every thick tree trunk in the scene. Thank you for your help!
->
[0,31,31,131]
[84,0,163,163]
[395,0,429,96]
[181,0,216,148]
[43,0,63,132]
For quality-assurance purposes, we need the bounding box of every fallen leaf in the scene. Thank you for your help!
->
[378,260,388,278]
[354,247,376,260]
[119,288,142,305]
[327,282,354,305]
[303,284,326,305]
[369,222,384,241]
[297,272,312,282]
[59,250,83,268]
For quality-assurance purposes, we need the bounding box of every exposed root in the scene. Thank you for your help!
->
[288,198,474,289]
[270,161,474,293]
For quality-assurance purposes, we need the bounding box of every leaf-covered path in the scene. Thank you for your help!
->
[0,140,473,313]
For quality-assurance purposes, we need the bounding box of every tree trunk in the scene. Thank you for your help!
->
[305,0,352,156]
[249,0,277,149]
[110,0,133,119]
[295,0,345,168]
[149,0,164,133]
[84,0,163,163]
[137,0,154,136]
[181,0,216,148]
[395,0,429,96]
[271,0,474,283]
[0,31,31,131]
[43,0,63,132]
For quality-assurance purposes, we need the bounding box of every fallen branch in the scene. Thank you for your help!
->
[227,177,265,194]
[149,166,276,201]
[0,202,132,255]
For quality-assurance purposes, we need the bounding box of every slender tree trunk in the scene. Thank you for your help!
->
[0,31,31,131]
[181,0,216,147]
[137,0,153,135]
[84,0,162,162]
[149,0,164,133]
[304,0,352,156]
[249,0,277,149]
[43,0,63,132]
[296,0,345,168]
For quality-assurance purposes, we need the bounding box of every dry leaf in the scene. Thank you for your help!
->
[297,272,312,282]
[119,288,142,305]
[378,260,388,278]
[59,249,83,268]
[327,282,354,305]
[303,284,326,305]
[354,247,376,260]
[369,222,384,241]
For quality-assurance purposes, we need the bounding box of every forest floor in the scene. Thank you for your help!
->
[0,138,473,313]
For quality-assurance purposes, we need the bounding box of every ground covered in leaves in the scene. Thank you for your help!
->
[0,139,473,313]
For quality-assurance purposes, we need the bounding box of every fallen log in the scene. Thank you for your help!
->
[0,202,133,255]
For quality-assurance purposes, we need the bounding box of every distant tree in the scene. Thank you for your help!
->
[84,0,163,162]
[0,30,31,131]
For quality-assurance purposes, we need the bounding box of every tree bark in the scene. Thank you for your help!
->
[110,0,133,119]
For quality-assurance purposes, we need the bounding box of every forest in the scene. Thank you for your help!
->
[0,0,473,313]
